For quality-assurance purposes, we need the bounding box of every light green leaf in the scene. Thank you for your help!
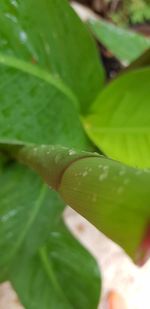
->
[84,67,150,168]
[0,0,104,112]
[10,222,100,309]
[88,18,150,65]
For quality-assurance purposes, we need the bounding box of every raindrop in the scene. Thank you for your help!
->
[11,0,18,8]
[0,209,18,222]
[5,13,17,23]
[19,31,27,43]
[41,145,47,149]
[103,165,109,171]
[69,149,76,156]
[75,172,82,176]
[99,173,107,181]
[82,171,88,177]
[119,169,126,176]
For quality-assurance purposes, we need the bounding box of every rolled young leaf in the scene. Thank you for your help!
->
[1,142,150,264]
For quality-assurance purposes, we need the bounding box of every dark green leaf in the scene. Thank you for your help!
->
[84,68,150,168]
[10,223,100,309]
[0,54,89,150]
[0,0,104,112]
[88,18,150,65]
[0,160,64,280]
[0,55,100,307]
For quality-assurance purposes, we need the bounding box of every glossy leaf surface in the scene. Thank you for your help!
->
[0,54,89,149]
[0,161,64,280]
[0,54,101,306]
[10,223,100,309]
[0,0,104,112]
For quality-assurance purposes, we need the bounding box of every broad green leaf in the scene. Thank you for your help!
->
[0,54,89,150]
[0,55,100,306]
[84,67,150,168]
[0,160,64,281]
[88,18,150,65]
[10,223,100,309]
[1,142,150,263]
[0,0,104,112]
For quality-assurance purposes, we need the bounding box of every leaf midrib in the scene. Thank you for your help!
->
[8,184,47,263]
[39,246,73,308]
[89,127,150,133]
[0,53,79,111]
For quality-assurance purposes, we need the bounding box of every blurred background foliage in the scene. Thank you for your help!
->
[73,0,150,25]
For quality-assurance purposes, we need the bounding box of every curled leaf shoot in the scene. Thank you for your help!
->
[1,141,150,264]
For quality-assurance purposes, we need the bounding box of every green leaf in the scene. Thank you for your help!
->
[0,55,100,307]
[0,54,89,150]
[0,160,64,280]
[84,67,150,168]
[0,144,100,307]
[0,0,104,112]
[1,142,150,263]
[88,18,150,65]
[10,223,100,309]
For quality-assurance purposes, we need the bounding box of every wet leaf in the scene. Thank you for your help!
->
[0,0,104,112]
[1,142,150,262]
[0,161,64,280]
[0,54,89,150]
[0,54,100,306]
[10,222,100,309]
